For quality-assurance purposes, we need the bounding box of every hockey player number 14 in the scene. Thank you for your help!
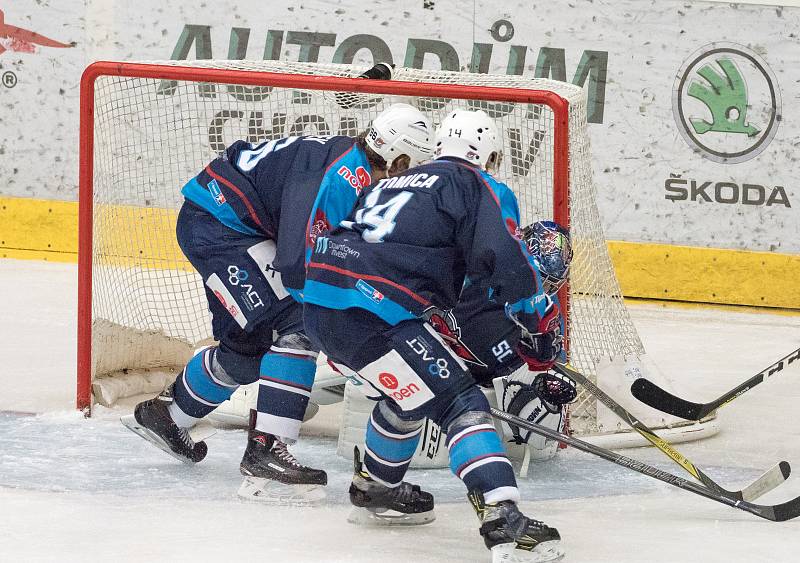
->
[355,190,413,243]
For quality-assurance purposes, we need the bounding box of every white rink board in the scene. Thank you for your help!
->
[2,0,799,252]
[2,258,800,562]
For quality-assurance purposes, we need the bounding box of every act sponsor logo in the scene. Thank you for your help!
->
[226,265,263,310]
[227,265,249,285]
[672,42,781,164]
[406,335,451,379]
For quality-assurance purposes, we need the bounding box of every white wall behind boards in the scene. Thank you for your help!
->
[1,0,797,252]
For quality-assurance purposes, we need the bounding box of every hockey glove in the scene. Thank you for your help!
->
[516,301,563,371]
[531,371,577,412]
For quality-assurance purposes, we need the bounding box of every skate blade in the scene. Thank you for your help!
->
[347,506,436,526]
[120,414,197,465]
[490,540,564,563]
[237,476,326,506]
[187,422,216,443]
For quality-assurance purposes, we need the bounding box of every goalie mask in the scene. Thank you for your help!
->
[365,103,434,168]
[492,370,577,462]
[523,220,573,295]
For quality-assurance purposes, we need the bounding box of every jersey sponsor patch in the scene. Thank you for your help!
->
[205,273,248,329]
[356,279,384,303]
[359,349,435,411]
[207,178,226,205]
[307,209,330,248]
[337,165,371,192]
[246,240,290,300]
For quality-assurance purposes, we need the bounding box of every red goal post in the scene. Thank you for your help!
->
[77,60,702,443]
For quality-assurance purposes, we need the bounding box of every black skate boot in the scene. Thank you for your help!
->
[238,410,327,505]
[347,446,435,526]
[120,390,208,464]
[469,490,563,563]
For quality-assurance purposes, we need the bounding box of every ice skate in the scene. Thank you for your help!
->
[347,446,435,526]
[121,392,208,464]
[469,490,563,563]
[238,410,327,505]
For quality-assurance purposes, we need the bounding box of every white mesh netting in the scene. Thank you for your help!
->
[85,60,645,435]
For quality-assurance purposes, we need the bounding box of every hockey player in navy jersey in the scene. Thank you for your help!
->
[122,102,433,504]
[302,110,566,562]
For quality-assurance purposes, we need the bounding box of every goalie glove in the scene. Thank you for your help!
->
[492,370,576,467]
[515,299,563,372]
[358,62,394,80]
[335,63,394,109]
[531,371,577,411]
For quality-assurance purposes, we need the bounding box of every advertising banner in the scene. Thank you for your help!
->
[1,0,797,252]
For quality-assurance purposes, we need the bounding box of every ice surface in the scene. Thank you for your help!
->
[2,259,800,562]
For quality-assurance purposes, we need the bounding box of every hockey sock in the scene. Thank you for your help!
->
[256,339,318,442]
[171,347,239,426]
[363,401,423,487]
[443,388,520,504]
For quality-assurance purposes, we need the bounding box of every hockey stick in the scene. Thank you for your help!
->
[490,407,800,522]
[630,346,800,421]
[552,362,790,502]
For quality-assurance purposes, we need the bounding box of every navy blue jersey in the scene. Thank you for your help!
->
[180,135,372,291]
[303,157,551,331]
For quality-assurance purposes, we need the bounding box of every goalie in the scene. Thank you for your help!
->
[426,220,576,466]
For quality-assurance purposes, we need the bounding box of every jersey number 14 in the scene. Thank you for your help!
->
[355,190,413,243]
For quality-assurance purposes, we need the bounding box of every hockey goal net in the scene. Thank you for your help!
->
[78,60,714,441]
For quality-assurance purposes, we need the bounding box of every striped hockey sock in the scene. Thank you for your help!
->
[171,347,239,425]
[362,402,423,487]
[447,416,519,504]
[256,344,318,441]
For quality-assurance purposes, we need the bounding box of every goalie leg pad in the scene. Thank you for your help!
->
[256,333,319,442]
[172,347,239,420]
[441,387,519,505]
[363,401,424,487]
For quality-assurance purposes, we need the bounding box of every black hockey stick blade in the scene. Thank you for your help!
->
[553,362,790,502]
[630,346,800,421]
[630,378,708,420]
[489,407,800,522]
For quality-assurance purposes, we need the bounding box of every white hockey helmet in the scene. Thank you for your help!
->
[433,109,503,171]
[365,103,434,168]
